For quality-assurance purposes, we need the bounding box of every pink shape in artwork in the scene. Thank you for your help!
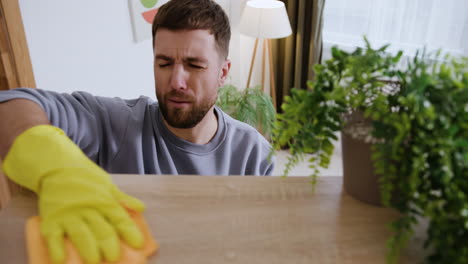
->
[142,9,158,24]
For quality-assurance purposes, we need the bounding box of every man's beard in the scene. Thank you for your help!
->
[158,90,217,129]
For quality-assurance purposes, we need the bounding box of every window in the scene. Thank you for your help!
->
[323,0,468,60]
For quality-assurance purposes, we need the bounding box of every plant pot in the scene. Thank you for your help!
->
[341,111,383,206]
[342,132,384,206]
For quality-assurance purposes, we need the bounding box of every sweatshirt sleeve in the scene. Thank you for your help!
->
[0,88,134,165]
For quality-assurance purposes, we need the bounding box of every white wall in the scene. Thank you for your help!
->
[18,0,263,100]
[19,0,156,99]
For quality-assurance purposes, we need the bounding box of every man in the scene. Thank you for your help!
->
[0,0,275,263]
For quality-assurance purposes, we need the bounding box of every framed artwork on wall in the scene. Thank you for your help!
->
[128,0,171,42]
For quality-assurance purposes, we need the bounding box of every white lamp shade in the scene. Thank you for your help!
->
[238,0,293,39]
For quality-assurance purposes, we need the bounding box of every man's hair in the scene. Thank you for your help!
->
[152,0,231,59]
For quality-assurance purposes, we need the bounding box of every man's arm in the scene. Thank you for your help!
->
[0,97,145,263]
[0,99,49,159]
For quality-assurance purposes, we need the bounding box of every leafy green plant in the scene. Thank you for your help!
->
[217,84,276,137]
[272,39,468,263]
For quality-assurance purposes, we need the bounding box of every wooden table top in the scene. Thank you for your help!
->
[0,175,427,264]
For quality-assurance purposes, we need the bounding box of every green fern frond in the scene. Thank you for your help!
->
[216,84,276,138]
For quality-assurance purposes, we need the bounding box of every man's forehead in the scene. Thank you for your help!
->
[154,29,218,60]
[154,48,212,62]
[154,29,215,47]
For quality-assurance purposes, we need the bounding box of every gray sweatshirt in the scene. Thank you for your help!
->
[0,88,274,176]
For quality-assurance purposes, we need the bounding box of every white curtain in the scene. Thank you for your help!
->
[322,0,468,60]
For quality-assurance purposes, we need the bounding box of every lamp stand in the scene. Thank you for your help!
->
[245,38,277,109]
[246,38,258,90]
[267,39,277,109]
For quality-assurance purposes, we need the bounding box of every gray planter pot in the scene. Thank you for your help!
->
[342,132,383,206]
[341,111,384,206]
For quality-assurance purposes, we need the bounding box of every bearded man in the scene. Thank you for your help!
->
[0,0,274,263]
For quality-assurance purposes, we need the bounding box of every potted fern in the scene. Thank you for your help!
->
[217,84,276,138]
[272,39,468,263]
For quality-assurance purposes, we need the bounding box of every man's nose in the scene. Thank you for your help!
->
[170,65,188,90]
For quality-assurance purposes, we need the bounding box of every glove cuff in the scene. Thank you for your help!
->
[2,125,105,192]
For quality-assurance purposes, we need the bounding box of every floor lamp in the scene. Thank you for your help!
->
[238,0,292,109]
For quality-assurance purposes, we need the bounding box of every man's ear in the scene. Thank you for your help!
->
[218,59,231,86]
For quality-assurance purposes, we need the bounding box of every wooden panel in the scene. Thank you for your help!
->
[0,49,10,90]
[0,0,35,90]
[0,3,16,91]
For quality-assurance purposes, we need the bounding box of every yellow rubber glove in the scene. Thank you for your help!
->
[2,125,145,264]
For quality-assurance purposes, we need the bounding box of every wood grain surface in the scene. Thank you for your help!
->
[0,175,427,264]
[0,0,36,90]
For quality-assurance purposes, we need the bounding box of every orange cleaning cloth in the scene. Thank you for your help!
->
[25,210,159,264]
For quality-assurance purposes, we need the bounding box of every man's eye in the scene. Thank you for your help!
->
[159,64,170,68]
[190,64,204,69]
